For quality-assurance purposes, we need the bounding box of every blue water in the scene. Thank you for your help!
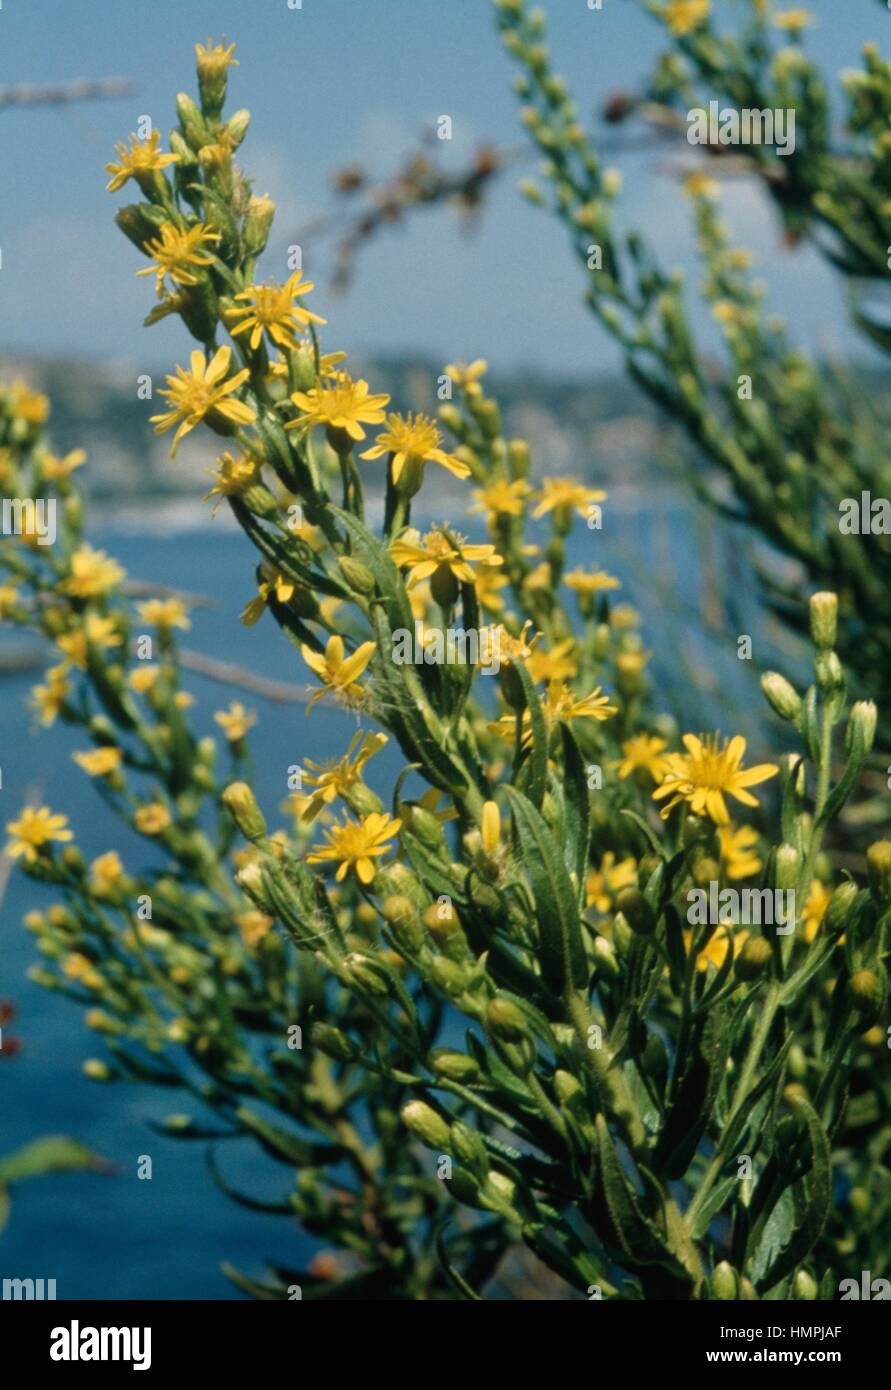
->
[0,503,772,1297]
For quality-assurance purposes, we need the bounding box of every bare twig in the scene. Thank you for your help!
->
[178,648,313,704]
[0,77,134,111]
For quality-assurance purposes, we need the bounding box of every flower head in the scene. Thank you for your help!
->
[134,802,172,836]
[444,358,488,397]
[229,270,325,351]
[136,598,191,631]
[31,664,72,727]
[214,701,257,742]
[137,221,220,297]
[802,878,832,943]
[38,448,87,482]
[6,380,50,426]
[653,733,778,825]
[663,0,710,38]
[73,746,124,778]
[286,373,390,443]
[300,730,388,822]
[533,478,606,523]
[388,527,502,588]
[564,567,621,596]
[301,634,376,712]
[307,811,402,884]
[204,450,261,514]
[151,347,256,456]
[617,733,670,783]
[6,806,72,862]
[60,544,125,598]
[587,852,638,914]
[361,412,470,484]
[470,478,533,524]
[106,130,179,193]
[718,823,762,880]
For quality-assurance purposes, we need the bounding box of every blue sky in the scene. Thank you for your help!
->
[0,0,885,377]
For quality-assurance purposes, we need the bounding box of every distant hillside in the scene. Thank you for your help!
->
[1,353,677,509]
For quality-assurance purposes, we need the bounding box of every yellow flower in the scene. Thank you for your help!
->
[684,923,748,974]
[7,380,50,425]
[238,910,274,949]
[90,851,125,894]
[31,664,72,727]
[802,879,832,943]
[488,620,539,668]
[712,299,748,328]
[494,679,617,745]
[38,448,87,481]
[128,665,160,694]
[286,373,390,442]
[772,9,812,32]
[105,130,179,193]
[564,567,621,596]
[228,270,325,351]
[214,701,257,741]
[663,0,710,38]
[136,598,191,631]
[475,567,510,615]
[388,527,503,588]
[526,638,577,684]
[6,805,72,862]
[241,567,297,626]
[361,412,470,483]
[682,171,720,199]
[444,358,488,397]
[300,730,389,822]
[533,478,607,522]
[151,347,256,456]
[469,478,533,525]
[653,733,778,825]
[301,634,376,712]
[134,802,172,836]
[718,823,762,880]
[137,221,220,297]
[195,38,239,79]
[307,811,402,884]
[174,691,194,710]
[617,733,670,783]
[60,544,125,598]
[586,852,638,913]
[63,953,103,990]
[73,746,123,778]
[204,451,261,514]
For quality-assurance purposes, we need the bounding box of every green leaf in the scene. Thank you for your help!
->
[512,661,547,808]
[560,724,591,899]
[234,1108,341,1168]
[503,785,587,991]
[758,1094,831,1294]
[595,1115,692,1283]
[0,1136,104,1186]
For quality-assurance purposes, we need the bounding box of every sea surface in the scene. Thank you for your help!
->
[0,497,771,1298]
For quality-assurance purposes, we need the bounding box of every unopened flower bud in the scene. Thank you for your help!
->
[338,555,376,596]
[761,671,801,722]
[449,1121,488,1180]
[710,1261,739,1300]
[736,935,773,982]
[592,934,620,979]
[792,1270,817,1300]
[809,591,837,651]
[848,968,884,1020]
[244,193,277,258]
[775,844,799,891]
[866,841,891,906]
[615,887,655,935]
[429,1049,481,1083]
[343,952,390,997]
[847,700,877,756]
[222,781,267,842]
[825,880,859,933]
[310,1022,357,1063]
[401,1100,451,1151]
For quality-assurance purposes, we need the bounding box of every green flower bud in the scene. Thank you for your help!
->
[430,563,459,609]
[382,895,422,953]
[615,886,655,935]
[710,1261,739,1300]
[507,438,530,479]
[847,700,877,756]
[485,997,528,1044]
[401,1100,451,1151]
[498,659,527,712]
[739,1277,759,1301]
[449,1121,489,1180]
[761,671,801,722]
[338,555,377,596]
[430,956,473,996]
[809,591,837,650]
[175,92,210,150]
[611,911,633,956]
[815,649,844,696]
[114,202,170,251]
[222,781,267,842]
[429,1049,481,1083]
[775,843,799,891]
[867,840,891,906]
[792,1270,817,1300]
[592,935,620,979]
[244,193,277,258]
[343,952,390,997]
[848,968,884,1020]
[83,1058,113,1082]
[642,1034,669,1088]
[692,856,721,888]
[225,108,251,148]
[825,880,858,933]
[423,901,468,960]
[310,1022,357,1063]
[736,935,773,981]
[788,1043,808,1079]
[409,805,448,852]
